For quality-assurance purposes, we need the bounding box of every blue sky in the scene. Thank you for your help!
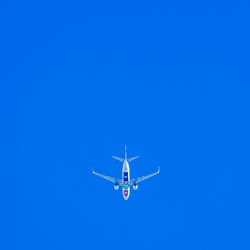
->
[1,0,250,249]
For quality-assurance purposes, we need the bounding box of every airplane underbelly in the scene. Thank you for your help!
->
[122,167,130,200]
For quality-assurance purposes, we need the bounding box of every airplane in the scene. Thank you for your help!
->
[92,145,160,200]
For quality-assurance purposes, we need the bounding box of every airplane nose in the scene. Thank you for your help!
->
[123,194,129,200]
[123,189,129,200]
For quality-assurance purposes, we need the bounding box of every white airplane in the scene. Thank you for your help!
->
[92,146,160,200]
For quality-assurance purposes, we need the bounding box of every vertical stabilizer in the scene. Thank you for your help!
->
[125,145,127,160]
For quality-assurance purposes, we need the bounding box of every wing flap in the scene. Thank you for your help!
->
[92,170,122,185]
[130,167,160,185]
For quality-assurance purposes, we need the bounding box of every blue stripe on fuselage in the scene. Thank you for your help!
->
[123,172,128,182]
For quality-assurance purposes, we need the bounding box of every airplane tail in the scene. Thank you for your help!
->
[112,155,140,162]
[112,145,139,163]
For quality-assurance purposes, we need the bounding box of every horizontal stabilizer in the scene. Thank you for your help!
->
[127,156,140,162]
[112,156,124,162]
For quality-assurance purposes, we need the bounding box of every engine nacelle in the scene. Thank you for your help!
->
[114,184,119,190]
[133,184,138,190]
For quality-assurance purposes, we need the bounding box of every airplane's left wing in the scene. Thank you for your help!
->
[92,170,122,185]
[130,167,160,185]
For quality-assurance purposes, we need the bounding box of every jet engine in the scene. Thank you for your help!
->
[114,184,119,190]
[133,184,138,190]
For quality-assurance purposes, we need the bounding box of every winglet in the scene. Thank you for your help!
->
[157,166,160,173]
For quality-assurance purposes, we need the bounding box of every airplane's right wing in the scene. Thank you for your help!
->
[92,170,122,185]
[130,167,160,185]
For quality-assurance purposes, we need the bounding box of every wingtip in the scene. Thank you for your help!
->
[158,166,160,173]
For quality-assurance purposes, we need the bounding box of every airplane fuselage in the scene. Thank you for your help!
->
[122,160,130,200]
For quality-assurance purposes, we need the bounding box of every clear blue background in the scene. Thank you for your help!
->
[1,0,250,249]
